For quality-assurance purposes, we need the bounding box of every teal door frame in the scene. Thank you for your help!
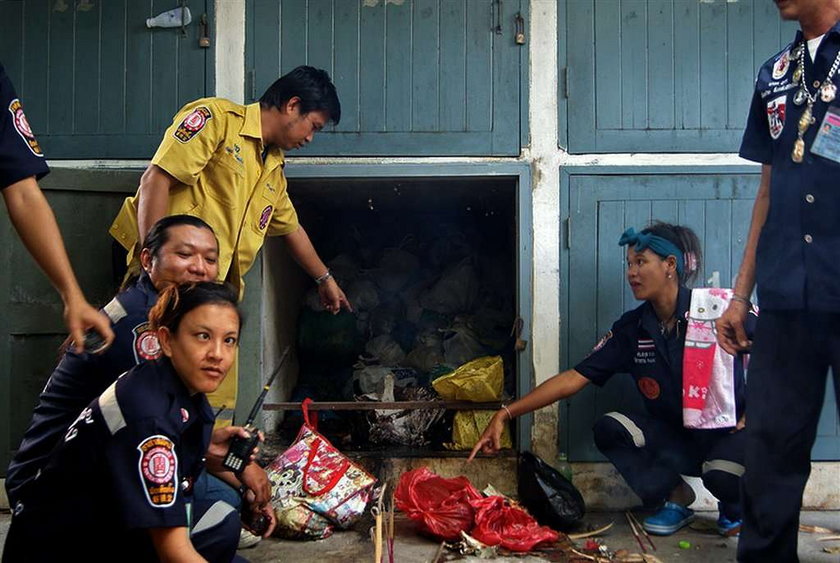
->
[284,161,534,450]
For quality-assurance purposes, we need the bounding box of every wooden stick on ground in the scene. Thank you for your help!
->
[625,512,647,554]
[431,541,446,563]
[373,482,387,563]
[568,521,615,540]
[373,506,382,563]
[627,511,656,551]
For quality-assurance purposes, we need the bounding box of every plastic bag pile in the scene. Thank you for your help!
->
[294,214,515,447]
[394,467,560,552]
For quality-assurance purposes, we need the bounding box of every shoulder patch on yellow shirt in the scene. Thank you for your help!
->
[173,106,212,143]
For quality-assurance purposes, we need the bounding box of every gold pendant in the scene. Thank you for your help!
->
[821,82,837,103]
[792,137,805,163]
[798,104,814,134]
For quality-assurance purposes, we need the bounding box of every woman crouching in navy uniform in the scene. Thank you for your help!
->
[3,282,272,562]
[469,222,747,537]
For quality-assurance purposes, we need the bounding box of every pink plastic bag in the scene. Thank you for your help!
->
[394,468,482,540]
[469,495,559,552]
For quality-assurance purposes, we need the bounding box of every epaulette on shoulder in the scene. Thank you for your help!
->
[102,296,128,325]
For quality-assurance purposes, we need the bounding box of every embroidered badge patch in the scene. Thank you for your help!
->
[766,95,787,140]
[259,205,273,230]
[138,435,178,507]
[173,106,212,143]
[8,99,43,157]
[635,338,656,365]
[772,50,790,80]
[133,322,161,362]
[637,377,661,400]
[591,330,613,354]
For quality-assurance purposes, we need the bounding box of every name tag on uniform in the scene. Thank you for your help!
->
[811,105,840,164]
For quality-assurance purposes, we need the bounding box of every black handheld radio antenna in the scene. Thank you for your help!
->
[222,345,291,473]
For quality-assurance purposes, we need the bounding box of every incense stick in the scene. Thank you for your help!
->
[627,510,656,551]
[387,487,395,563]
[625,511,647,554]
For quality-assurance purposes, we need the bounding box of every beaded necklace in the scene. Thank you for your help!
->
[790,40,840,162]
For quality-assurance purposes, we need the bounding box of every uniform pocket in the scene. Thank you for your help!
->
[203,153,245,210]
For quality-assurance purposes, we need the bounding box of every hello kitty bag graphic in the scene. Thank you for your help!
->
[682,288,738,429]
[266,398,376,538]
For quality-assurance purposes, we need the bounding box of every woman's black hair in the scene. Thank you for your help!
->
[149,282,243,334]
[143,214,217,258]
[640,221,703,285]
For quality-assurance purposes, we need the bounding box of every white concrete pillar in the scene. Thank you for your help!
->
[214,0,246,103]
[528,0,562,460]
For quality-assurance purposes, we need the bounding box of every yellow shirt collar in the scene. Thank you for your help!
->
[242,103,263,140]
[242,102,285,168]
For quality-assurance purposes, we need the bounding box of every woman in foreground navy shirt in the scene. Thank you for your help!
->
[3,282,270,562]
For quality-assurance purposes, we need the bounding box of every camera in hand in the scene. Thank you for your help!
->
[222,346,290,473]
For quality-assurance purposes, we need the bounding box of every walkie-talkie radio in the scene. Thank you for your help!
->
[222,346,291,473]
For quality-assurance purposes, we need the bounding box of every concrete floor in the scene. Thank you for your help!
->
[4,509,836,562]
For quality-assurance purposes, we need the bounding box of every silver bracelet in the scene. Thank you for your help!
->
[502,404,513,421]
[731,294,752,308]
[314,270,333,285]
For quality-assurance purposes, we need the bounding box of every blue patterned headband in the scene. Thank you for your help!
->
[618,227,684,277]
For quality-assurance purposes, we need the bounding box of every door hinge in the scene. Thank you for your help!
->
[561,68,569,99]
[248,69,256,102]
[565,216,572,249]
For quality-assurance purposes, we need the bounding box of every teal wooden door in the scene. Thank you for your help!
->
[0,0,211,158]
[247,0,525,156]
[0,169,140,472]
[561,170,840,461]
[563,0,798,153]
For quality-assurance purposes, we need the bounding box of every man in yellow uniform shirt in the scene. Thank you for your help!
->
[109,66,352,425]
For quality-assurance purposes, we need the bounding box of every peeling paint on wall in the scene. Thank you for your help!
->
[362,0,406,7]
[531,407,559,463]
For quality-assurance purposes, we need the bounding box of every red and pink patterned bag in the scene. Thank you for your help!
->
[267,398,377,539]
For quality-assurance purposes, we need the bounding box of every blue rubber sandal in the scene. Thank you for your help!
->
[717,513,742,536]
[642,501,695,535]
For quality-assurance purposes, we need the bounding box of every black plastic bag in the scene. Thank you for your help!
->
[517,451,585,531]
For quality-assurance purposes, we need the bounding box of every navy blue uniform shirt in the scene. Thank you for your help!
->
[574,287,747,428]
[8,358,213,560]
[740,22,840,311]
[0,62,49,189]
[6,275,161,503]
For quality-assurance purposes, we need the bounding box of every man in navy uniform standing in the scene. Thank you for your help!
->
[0,62,113,350]
[717,1,840,561]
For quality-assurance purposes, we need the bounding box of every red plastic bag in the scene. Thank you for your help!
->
[469,495,560,552]
[394,468,483,540]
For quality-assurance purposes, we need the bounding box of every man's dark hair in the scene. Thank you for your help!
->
[259,65,341,125]
[143,215,218,259]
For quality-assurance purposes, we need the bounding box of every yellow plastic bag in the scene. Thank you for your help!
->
[432,356,503,402]
[444,410,512,451]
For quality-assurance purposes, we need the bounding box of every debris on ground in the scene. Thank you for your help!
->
[800,524,839,534]
[568,521,615,540]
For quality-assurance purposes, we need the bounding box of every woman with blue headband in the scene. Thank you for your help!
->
[469,222,747,538]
